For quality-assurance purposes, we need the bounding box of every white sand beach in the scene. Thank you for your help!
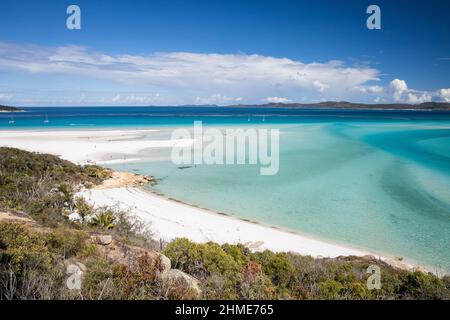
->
[80,186,370,257]
[0,129,192,164]
[0,129,417,270]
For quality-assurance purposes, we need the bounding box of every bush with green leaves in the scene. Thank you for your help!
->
[164,238,450,300]
[0,222,86,299]
[90,208,116,230]
[0,147,110,227]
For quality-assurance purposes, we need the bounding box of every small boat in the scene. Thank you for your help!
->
[8,116,14,124]
[262,114,265,122]
[247,116,251,122]
[44,115,49,123]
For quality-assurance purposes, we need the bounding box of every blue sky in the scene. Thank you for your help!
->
[0,0,449,106]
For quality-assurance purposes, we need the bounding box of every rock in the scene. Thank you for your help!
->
[93,240,171,277]
[156,253,172,276]
[0,211,40,228]
[94,171,155,189]
[64,260,87,273]
[163,269,202,298]
[96,234,113,245]
[129,251,172,277]
[140,251,172,277]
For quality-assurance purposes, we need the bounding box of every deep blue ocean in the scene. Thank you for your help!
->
[2,106,450,128]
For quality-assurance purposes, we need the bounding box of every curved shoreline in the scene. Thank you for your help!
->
[80,181,429,273]
[0,128,443,275]
[140,187,432,272]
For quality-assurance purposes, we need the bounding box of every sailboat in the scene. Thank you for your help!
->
[262,114,265,122]
[44,115,49,123]
[8,116,15,124]
[247,116,251,122]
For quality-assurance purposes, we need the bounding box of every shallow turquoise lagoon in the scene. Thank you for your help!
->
[111,122,450,271]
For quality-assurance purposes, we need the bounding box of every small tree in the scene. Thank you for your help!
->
[74,196,93,224]
[58,183,74,209]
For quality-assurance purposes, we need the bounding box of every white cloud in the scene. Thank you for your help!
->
[438,88,450,102]
[405,92,432,104]
[389,78,436,104]
[0,93,13,102]
[111,94,121,103]
[110,93,163,105]
[194,94,239,105]
[0,42,381,104]
[354,85,384,94]
[312,80,329,93]
[266,96,291,103]
[0,42,448,106]
[390,79,408,101]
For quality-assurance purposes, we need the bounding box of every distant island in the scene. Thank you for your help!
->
[0,105,24,112]
[229,101,450,110]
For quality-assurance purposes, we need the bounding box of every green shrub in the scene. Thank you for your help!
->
[74,197,94,224]
[43,228,86,259]
[164,238,244,298]
[253,250,294,287]
[82,165,112,182]
[0,147,110,227]
[397,271,449,299]
[318,280,343,299]
[90,208,116,230]
[0,222,52,273]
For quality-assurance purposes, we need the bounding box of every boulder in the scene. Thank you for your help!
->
[96,234,113,245]
[93,240,171,276]
[163,269,202,298]
[155,252,172,276]
[139,251,172,277]
[64,260,87,273]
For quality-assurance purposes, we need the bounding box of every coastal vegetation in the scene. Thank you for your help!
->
[1,147,449,300]
[0,147,111,227]
[164,239,450,299]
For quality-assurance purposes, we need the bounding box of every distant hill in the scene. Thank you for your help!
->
[230,101,450,110]
[0,105,23,112]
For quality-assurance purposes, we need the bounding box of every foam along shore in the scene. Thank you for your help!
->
[79,184,417,271]
[0,129,193,165]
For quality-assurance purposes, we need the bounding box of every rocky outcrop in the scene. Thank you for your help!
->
[94,234,113,245]
[89,235,201,297]
[90,236,170,271]
[0,212,201,298]
[0,211,45,231]
[93,171,155,189]
[162,269,202,298]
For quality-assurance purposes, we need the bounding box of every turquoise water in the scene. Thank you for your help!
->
[2,107,450,271]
